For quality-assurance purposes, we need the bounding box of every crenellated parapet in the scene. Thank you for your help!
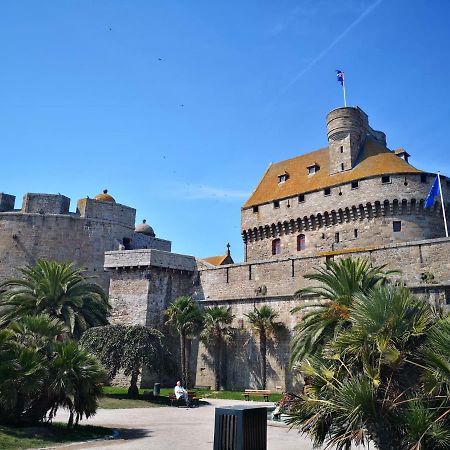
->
[242,197,447,243]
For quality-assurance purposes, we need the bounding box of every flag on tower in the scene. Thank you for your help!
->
[424,175,440,208]
[336,70,344,86]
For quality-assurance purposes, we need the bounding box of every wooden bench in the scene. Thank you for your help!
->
[194,385,211,390]
[168,390,199,407]
[243,389,271,401]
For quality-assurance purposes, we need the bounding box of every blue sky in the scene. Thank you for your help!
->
[1,0,449,262]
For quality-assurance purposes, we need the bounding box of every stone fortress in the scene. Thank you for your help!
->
[0,190,170,289]
[1,106,449,391]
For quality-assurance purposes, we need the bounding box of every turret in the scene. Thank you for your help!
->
[326,106,386,175]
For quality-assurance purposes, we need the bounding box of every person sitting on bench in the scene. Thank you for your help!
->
[174,380,190,407]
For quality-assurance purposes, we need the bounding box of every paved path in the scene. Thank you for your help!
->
[53,399,373,450]
[52,399,314,450]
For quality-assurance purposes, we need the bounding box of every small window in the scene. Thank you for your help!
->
[382,175,391,184]
[324,187,331,196]
[340,146,344,153]
[273,200,280,209]
[307,163,320,175]
[393,221,402,232]
[298,194,305,203]
[272,238,281,255]
[341,163,345,171]
[420,174,427,184]
[335,232,340,243]
[278,174,287,184]
[252,205,259,213]
[351,181,359,189]
[354,229,358,238]
[122,237,132,250]
[297,234,306,251]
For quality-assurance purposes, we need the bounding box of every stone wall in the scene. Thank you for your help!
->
[105,249,197,386]
[242,173,450,261]
[22,193,70,215]
[196,238,450,302]
[0,195,171,290]
[188,238,450,390]
[106,237,450,391]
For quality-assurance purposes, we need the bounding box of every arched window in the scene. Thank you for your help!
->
[297,234,306,251]
[272,238,281,255]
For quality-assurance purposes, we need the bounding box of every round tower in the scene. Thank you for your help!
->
[326,107,368,142]
[326,106,386,175]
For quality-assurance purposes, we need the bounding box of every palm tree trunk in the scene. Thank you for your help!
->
[260,329,267,389]
[180,330,187,388]
[215,337,222,390]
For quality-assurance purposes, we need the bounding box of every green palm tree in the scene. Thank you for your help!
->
[165,296,203,388]
[0,260,110,339]
[0,314,106,427]
[288,285,450,450]
[245,305,283,389]
[290,257,396,365]
[200,306,234,391]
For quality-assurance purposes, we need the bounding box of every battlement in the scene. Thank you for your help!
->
[0,193,15,212]
[21,193,70,214]
[104,249,196,272]
[76,197,135,228]
[195,237,450,302]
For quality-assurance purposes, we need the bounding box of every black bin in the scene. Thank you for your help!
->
[153,383,160,396]
[214,405,267,450]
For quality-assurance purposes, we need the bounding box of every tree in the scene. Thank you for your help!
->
[165,296,203,388]
[200,306,234,391]
[0,314,106,427]
[81,324,167,397]
[245,305,283,389]
[287,285,450,450]
[0,260,110,339]
[290,257,395,366]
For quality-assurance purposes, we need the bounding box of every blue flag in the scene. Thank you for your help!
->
[336,70,344,86]
[424,175,440,208]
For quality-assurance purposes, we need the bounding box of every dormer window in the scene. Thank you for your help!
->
[307,163,320,175]
[394,148,410,163]
[278,171,289,184]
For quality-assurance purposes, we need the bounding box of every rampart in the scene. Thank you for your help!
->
[0,192,170,289]
[106,238,450,391]
[195,237,450,301]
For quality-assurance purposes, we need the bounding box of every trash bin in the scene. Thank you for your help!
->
[153,383,161,396]
[213,405,267,450]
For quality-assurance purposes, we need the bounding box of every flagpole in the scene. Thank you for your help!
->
[437,172,449,237]
[342,76,347,107]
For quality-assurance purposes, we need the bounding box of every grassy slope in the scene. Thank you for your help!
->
[0,423,113,450]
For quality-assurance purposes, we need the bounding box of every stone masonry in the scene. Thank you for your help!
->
[0,190,170,289]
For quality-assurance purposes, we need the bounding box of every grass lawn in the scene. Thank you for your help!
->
[0,423,114,450]
[100,386,168,408]
[102,386,282,403]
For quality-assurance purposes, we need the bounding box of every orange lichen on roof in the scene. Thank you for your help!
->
[243,139,423,208]
[202,255,229,266]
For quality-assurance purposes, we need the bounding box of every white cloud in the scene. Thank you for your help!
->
[164,183,249,201]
